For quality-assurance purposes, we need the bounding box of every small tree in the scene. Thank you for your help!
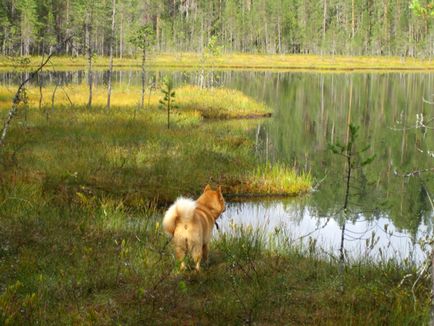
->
[407,3,434,323]
[159,77,177,129]
[329,123,375,291]
[206,35,223,56]
[129,24,155,110]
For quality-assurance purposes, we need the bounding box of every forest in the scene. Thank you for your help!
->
[0,0,433,57]
[0,0,433,325]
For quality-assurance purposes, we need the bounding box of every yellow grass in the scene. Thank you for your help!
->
[0,84,271,119]
[226,163,312,196]
[1,53,434,71]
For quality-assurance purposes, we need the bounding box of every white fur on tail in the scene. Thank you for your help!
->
[162,197,196,235]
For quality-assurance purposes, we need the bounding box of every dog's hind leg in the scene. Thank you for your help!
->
[191,244,202,272]
[202,244,209,262]
[175,245,187,271]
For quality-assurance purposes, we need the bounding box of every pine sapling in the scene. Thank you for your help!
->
[159,77,178,129]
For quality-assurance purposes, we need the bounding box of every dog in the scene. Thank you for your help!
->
[162,184,225,271]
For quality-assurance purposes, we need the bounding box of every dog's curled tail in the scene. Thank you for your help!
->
[162,197,196,236]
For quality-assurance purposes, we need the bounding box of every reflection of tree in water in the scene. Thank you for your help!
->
[234,72,432,265]
[251,73,433,235]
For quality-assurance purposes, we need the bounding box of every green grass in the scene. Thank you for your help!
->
[0,196,430,324]
[0,86,429,324]
[1,53,434,71]
[0,93,305,202]
[228,163,312,196]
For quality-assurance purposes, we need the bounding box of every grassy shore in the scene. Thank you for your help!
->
[1,53,434,71]
[0,84,430,324]
[0,84,305,203]
[0,197,430,324]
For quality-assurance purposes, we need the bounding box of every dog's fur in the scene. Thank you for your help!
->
[163,185,225,271]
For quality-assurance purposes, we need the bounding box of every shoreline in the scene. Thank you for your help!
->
[1,53,434,72]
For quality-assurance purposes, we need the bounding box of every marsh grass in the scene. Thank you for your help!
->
[0,198,430,324]
[228,163,312,196]
[0,97,306,206]
[1,53,434,71]
[176,85,271,119]
[0,84,271,119]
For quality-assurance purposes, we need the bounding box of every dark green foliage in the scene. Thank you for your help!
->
[129,23,155,51]
[159,76,178,129]
[0,0,432,57]
[328,123,377,216]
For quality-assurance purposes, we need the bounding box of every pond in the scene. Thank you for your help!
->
[1,69,433,263]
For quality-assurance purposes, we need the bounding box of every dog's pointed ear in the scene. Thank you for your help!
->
[217,185,224,199]
[204,184,211,192]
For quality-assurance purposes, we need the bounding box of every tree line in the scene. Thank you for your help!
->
[0,0,433,57]
[0,0,433,58]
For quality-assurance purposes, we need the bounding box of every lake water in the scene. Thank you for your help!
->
[2,69,433,263]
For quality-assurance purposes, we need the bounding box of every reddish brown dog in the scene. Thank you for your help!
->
[163,185,225,271]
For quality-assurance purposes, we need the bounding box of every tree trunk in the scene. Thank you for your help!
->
[323,0,327,42]
[51,78,59,114]
[156,15,160,51]
[431,247,434,326]
[38,75,43,111]
[119,12,123,59]
[66,0,70,54]
[277,15,282,54]
[167,97,170,129]
[383,0,388,54]
[106,0,116,110]
[264,21,269,53]
[351,0,355,38]
[140,43,146,110]
[86,12,93,109]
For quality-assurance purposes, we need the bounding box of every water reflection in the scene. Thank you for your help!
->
[1,69,432,261]
[219,201,428,263]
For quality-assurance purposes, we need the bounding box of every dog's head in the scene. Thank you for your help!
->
[199,184,226,219]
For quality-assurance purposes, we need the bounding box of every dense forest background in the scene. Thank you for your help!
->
[0,0,433,58]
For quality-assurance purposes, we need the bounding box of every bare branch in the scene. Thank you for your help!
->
[423,97,434,105]
[393,167,434,178]
[0,37,73,147]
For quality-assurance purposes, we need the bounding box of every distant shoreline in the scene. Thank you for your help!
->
[1,53,434,72]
